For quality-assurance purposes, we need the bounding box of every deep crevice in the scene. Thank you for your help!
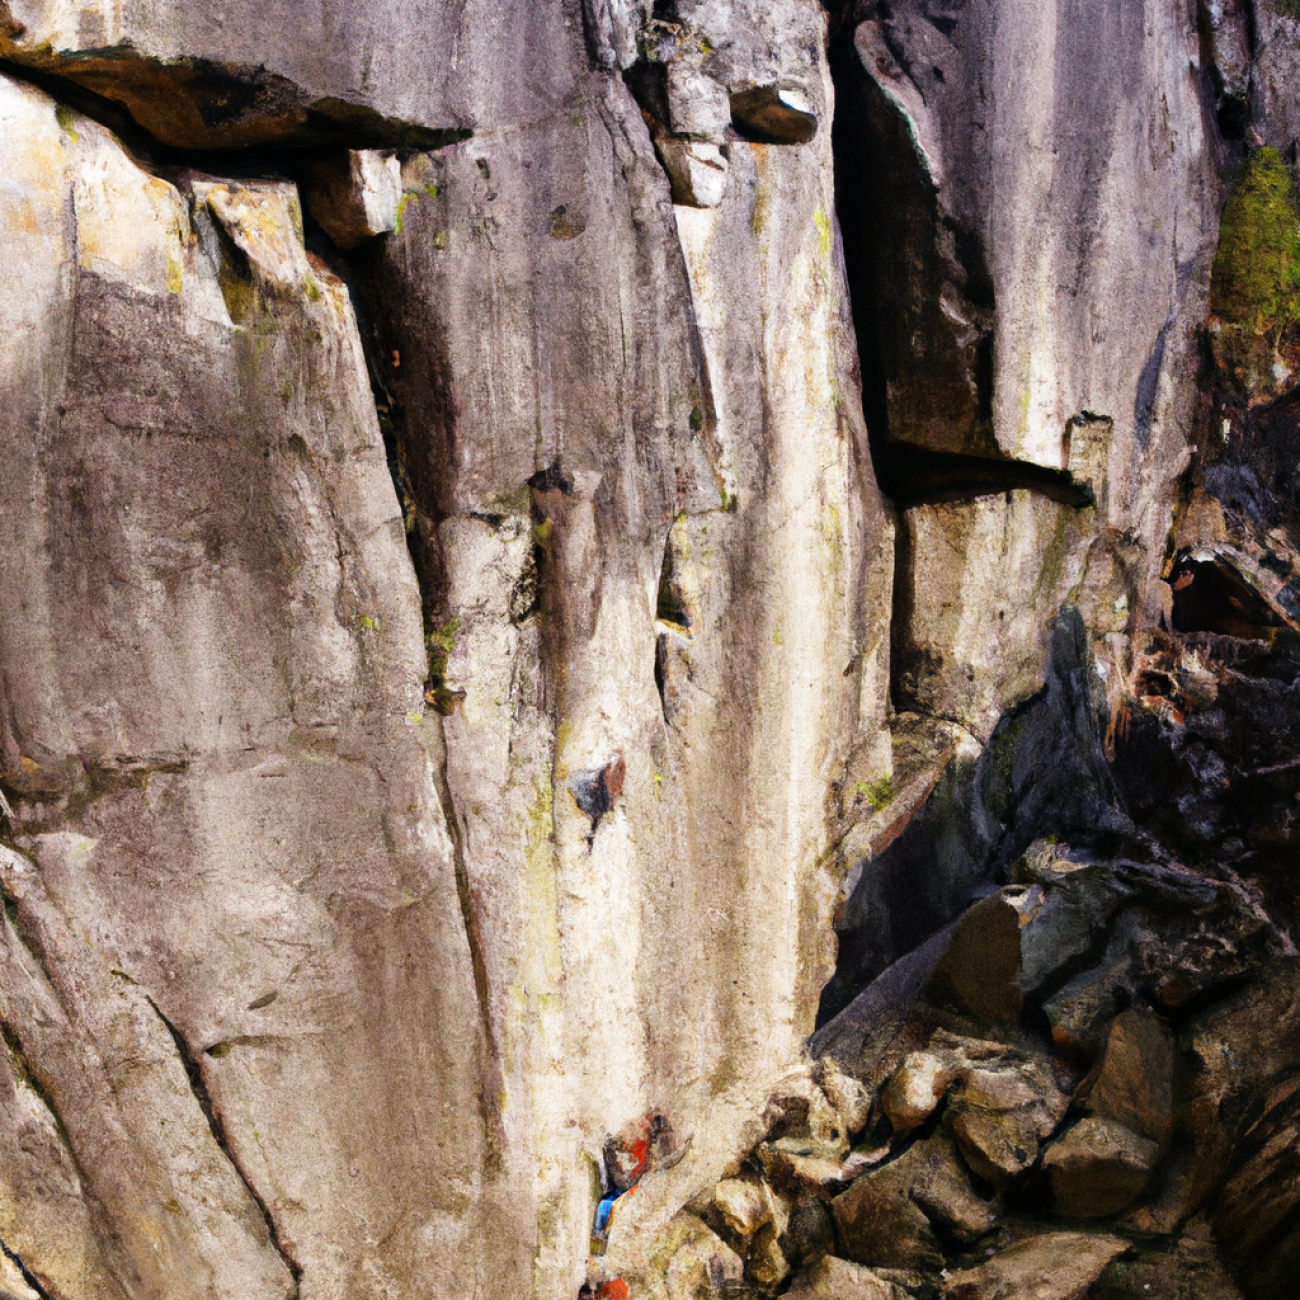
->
[0,1236,56,1300]
[145,998,303,1292]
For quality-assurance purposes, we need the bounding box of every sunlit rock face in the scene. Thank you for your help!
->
[0,1,891,1295]
[3,0,1300,1297]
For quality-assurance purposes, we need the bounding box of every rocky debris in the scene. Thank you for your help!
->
[925,889,1032,1024]
[1090,1218,1244,1300]
[1041,1117,1160,1219]
[830,1157,945,1272]
[745,1220,792,1295]
[879,1051,956,1135]
[940,1231,1128,1300]
[946,1060,1067,1188]
[658,1215,745,1300]
[305,149,402,249]
[785,1255,906,1300]
[712,1176,779,1250]
[728,85,818,143]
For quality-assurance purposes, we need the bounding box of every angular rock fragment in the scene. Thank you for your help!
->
[816,1059,873,1137]
[786,1254,907,1300]
[940,1231,1128,1300]
[305,149,402,249]
[712,1175,775,1248]
[1085,1008,1175,1144]
[880,1051,956,1135]
[830,1156,944,1272]
[661,1214,745,1300]
[729,84,817,143]
[1042,1117,1160,1219]
[946,1062,1067,1188]
[666,62,732,140]
[1089,1219,1244,1300]
[925,889,1030,1024]
[656,138,729,207]
[746,1220,791,1295]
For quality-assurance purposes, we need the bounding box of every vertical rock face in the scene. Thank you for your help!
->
[1,0,1300,1297]
[0,0,889,1295]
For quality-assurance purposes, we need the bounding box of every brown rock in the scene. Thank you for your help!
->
[941,1231,1128,1300]
[712,1176,775,1247]
[304,149,401,249]
[1043,1117,1160,1218]
[904,1135,1000,1243]
[785,1255,906,1300]
[830,1158,945,1271]
[782,1198,836,1269]
[659,1214,746,1300]
[817,1059,874,1136]
[758,1143,853,1200]
[881,1051,957,1135]
[1086,1007,1175,1143]
[746,1221,792,1296]
[946,1062,1067,1187]
[1089,1219,1244,1300]
[925,890,1028,1024]
[1213,1076,1300,1300]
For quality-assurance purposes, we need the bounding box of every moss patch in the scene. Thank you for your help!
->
[1211,147,1300,340]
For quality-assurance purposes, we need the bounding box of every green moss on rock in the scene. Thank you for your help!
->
[1211,147,1300,340]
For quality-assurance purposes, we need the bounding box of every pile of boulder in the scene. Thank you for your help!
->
[647,839,1300,1300]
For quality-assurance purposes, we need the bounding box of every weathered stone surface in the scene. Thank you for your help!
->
[660,1214,746,1300]
[1043,1117,1160,1219]
[946,1061,1067,1188]
[1090,1220,1244,1300]
[786,1255,906,1300]
[0,72,493,1298]
[940,1231,1128,1300]
[1085,1008,1175,1144]
[713,1176,775,1247]
[830,1155,944,1272]
[880,1051,957,1135]
[894,492,1089,739]
[305,149,402,249]
[838,0,1216,503]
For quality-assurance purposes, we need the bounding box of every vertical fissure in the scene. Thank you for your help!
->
[145,998,303,1293]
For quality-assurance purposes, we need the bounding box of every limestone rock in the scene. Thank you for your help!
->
[712,1176,775,1248]
[941,1231,1128,1300]
[661,1215,745,1300]
[816,1059,874,1137]
[786,1255,906,1300]
[1042,1117,1160,1219]
[745,1221,791,1296]
[665,62,732,140]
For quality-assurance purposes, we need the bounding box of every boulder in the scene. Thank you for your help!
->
[903,1135,999,1244]
[941,1232,1128,1300]
[945,1062,1067,1188]
[1089,1219,1244,1300]
[305,149,402,249]
[782,1198,836,1270]
[661,1215,745,1300]
[830,1158,945,1272]
[925,889,1031,1024]
[786,1255,907,1300]
[1085,1008,1175,1143]
[655,138,729,208]
[712,1176,776,1248]
[816,1059,874,1137]
[665,62,732,140]
[1042,1117,1160,1219]
[881,1051,957,1136]
[745,1221,792,1296]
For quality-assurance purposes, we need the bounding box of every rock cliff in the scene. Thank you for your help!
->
[0,1,1296,1298]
